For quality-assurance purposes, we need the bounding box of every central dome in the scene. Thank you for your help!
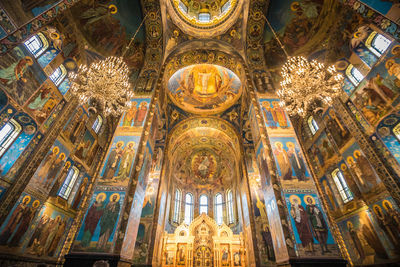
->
[173,0,235,25]
[167,64,242,114]
[168,0,241,37]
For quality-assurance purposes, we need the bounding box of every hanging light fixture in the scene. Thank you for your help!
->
[68,13,148,116]
[263,15,344,117]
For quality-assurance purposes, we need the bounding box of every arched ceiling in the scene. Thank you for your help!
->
[167,117,241,188]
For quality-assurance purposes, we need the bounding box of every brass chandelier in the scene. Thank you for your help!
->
[263,15,344,117]
[69,13,148,116]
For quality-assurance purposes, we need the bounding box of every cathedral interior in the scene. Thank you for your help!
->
[0,0,400,266]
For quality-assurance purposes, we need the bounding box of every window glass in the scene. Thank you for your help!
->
[307,116,318,135]
[184,193,194,225]
[332,169,353,203]
[199,194,208,215]
[92,115,103,134]
[59,166,79,200]
[215,193,223,225]
[227,190,234,224]
[50,64,67,86]
[173,189,181,222]
[0,119,22,158]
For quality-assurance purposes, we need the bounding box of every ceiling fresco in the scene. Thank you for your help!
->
[167,64,242,114]
[69,0,145,71]
[166,0,243,37]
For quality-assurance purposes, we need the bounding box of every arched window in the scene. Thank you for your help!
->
[178,0,188,13]
[307,116,319,135]
[58,166,79,200]
[92,115,103,134]
[0,119,22,158]
[50,64,67,86]
[215,193,223,225]
[393,122,400,142]
[345,65,364,87]
[173,189,181,223]
[366,31,391,57]
[199,194,208,215]
[24,33,48,58]
[184,193,194,225]
[226,190,234,224]
[221,0,231,13]
[331,168,353,203]
[198,13,211,22]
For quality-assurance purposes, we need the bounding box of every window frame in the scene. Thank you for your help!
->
[184,192,194,225]
[58,166,79,200]
[366,31,391,57]
[215,193,224,225]
[24,33,48,58]
[199,194,208,215]
[173,189,181,223]
[226,190,234,224]
[0,119,22,158]
[345,65,364,87]
[92,115,103,134]
[49,64,67,86]
[331,168,353,203]
[307,116,319,135]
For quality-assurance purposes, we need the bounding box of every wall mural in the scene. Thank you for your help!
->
[24,80,62,125]
[60,107,89,146]
[74,190,125,252]
[322,108,352,149]
[368,197,400,258]
[29,138,70,195]
[99,135,140,187]
[120,98,149,128]
[0,193,41,249]
[337,209,394,265]
[22,203,72,258]
[270,136,310,184]
[74,129,98,168]
[0,45,46,106]
[259,98,291,130]
[0,112,37,176]
[342,142,382,194]
[167,64,242,114]
[285,192,335,256]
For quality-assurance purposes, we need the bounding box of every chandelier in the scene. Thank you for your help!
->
[263,15,343,117]
[68,13,148,117]
[69,56,133,116]
[277,56,343,117]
